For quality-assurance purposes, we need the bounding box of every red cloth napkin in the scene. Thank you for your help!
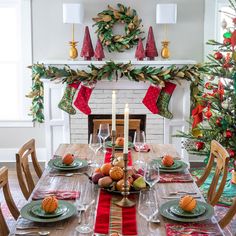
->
[32,190,80,200]
[134,144,150,152]
[159,173,193,183]
[165,223,221,236]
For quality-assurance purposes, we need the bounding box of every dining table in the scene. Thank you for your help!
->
[10,144,225,236]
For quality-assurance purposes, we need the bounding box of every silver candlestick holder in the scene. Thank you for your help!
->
[115,153,136,207]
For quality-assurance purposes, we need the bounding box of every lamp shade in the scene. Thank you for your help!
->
[156,4,177,24]
[63,3,84,24]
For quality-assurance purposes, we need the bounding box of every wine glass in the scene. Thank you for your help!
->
[144,161,160,189]
[98,124,110,152]
[75,182,95,234]
[89,133,102,167]
[133,131,145,165]
[138,189,159,227]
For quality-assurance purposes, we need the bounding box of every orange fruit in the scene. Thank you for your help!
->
[179,195,197,212]
[100,163,112,176]
[41,196,58,213]
[62,153,74,165]
[162,155,174,167]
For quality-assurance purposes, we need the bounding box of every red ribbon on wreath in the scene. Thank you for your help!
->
[192,104,205,128]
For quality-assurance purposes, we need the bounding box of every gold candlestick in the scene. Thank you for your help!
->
[115,153,136,207]
[111,130,116,163]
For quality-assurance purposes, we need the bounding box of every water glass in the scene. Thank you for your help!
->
[75,182,95,234]
[89,133,102,167]
[133,131,146,165]
[144,162,160,188]
[138,189,159,223]
[98,124,110,152]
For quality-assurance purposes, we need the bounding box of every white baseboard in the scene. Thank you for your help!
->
[0,148,47,162]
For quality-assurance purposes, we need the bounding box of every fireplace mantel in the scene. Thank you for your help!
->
[42,59,196,163]
[41,59,196,66]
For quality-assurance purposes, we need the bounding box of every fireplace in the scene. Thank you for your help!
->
[88,114,146,143]
[42,60,193,163]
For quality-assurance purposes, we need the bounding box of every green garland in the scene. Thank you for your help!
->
[27,61,203,123]
[93,4,144,52]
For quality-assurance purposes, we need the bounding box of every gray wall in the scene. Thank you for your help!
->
[0,0,204,152]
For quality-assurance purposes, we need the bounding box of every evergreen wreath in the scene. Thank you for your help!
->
[93,4,144,52]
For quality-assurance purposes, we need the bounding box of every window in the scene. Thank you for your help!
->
[0,0,32,124]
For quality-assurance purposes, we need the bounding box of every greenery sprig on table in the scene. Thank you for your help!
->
[27,61,202,123]
[92,4,144,52]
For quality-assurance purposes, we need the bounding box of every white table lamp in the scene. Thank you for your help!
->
[63,3,84,60]
[156,4,177,59]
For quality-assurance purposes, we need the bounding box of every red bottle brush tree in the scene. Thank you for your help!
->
[80,26,94,60]
[135,38,145,60]
[94,39,105,61]
[145,26,158,60]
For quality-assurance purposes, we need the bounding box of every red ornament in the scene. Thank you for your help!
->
[196,142,204,151]
[135,38,145,61]
[216,117,222,126]
[225,129,233,138]
[204,82,213,90]
[145,26,158,60]
[94,39,105,61]
[204,108,212,120]
[223,38,231,45]
[228,149,236,158]
[233,18,236,24]
[214,52,223,60]
[231,30,236,48]
[80,26,94,60]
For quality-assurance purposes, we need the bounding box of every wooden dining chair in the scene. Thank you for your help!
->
[0,166,20,236]
[218,197,236,229]
[196,140,230,206]
[16,138,43,200]
[93,119,141,139]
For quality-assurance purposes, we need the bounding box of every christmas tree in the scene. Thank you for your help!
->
[177,1,236,169]
[135,38,145,60]
[80,26,94,60]
[145,26,158,60]
[94,39,105,61]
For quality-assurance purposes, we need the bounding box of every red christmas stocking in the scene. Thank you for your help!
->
[142,84,161,114]
[74,85,94,115]
[156,81,176,119]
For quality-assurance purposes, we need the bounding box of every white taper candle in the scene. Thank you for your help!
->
[112,91,116,131]
[124,104,129,154]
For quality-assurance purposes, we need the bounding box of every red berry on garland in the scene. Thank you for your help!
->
[196,142,204,151]
[223,38,231,45]
[225,129,233,138]
[214,52,223,60]
[228,149,236,158]
[204,109,212,120]
[216,117,222,126]
[205,82,213,90]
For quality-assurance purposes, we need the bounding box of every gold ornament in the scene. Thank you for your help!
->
[192,128,203,138]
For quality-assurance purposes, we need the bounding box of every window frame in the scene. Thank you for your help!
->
[0,0,33,127]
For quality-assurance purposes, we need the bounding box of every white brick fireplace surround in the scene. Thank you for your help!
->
[42,60,195,163]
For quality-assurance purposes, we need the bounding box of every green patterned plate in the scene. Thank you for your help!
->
[53,159,81,168]
[106,141,134,149]
[160,200,214,222]
[48,158,88,171]
[170,203,206,218]
[20,200,76,223]
[153,160,188,173]
[31,204,67,218]
[157,160,182,170]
